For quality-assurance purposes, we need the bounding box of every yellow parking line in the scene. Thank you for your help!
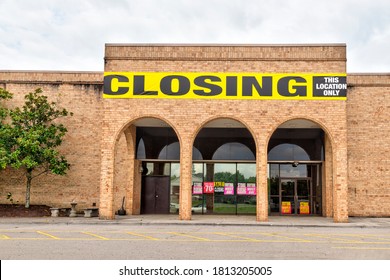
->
[351,234,390,242]
[127,232,159,241]
[333,246,390,251]
[82,232,110,240]
[214,232,260,242]
[0,234,10,239]
[258,232,312,243]
[36,231,61,240]
[305,233,362,243]
[169,232,210,241]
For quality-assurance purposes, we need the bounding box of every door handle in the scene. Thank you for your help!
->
[156,195,159,198]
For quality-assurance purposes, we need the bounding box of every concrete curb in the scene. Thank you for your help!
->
[0,216,389,228]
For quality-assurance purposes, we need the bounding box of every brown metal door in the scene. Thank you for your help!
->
[141,176,170,214]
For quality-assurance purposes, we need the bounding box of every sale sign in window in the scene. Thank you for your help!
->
[300,201,310,214]
[214,181,225,193]
[192,182,203,195]
[281,201,292,214]
[203,182,214,194]
[237,183,247,195]
[246,183,256,195]
[224,183,234,195]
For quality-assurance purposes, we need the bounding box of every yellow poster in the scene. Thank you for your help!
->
[300,201,310,214]
[281,201,292,214]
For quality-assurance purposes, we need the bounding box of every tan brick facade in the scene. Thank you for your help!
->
[347,74,390,216]
[0,45,389,222]
[0,71,103,209]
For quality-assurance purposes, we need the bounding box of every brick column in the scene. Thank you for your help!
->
[179,140,192,220]
[123,125,141,215]
[132,160,142,215]
[99,146,115,220]
[332,144,349,222]
[323,134,333,217]
[256,148,268,222]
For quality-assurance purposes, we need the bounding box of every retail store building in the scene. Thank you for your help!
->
[0,44,389,222]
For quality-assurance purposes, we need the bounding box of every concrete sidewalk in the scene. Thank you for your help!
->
[1,215,390,228]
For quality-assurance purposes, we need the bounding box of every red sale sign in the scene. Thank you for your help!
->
[203,182,214,194]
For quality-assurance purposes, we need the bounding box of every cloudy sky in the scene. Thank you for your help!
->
[0,0,389,72]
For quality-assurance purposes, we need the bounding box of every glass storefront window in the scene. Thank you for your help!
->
[269,164,279,196]
[136,126,180,160]
[190,162,257,215]
[280,164,308,177]
[268,143,310,161]
[236,163,256,214]
[191,163,204,212]
[212,143,255,160]
[212,163,236,214]
[267,163,322,215]
[169,163,180,213]
[268,164,280,213]
[158,142,180,159]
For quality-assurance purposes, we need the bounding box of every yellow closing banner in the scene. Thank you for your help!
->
[103,72,347,100]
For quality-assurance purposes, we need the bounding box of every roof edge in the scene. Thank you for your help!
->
[105,43,347,47]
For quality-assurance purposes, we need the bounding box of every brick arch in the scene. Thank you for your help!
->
[113,114,183,153]
[101,115,182,219]
[265,116,336,152]
[264,116,335,219]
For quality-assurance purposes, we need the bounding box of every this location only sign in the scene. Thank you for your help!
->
[313,76,347,97]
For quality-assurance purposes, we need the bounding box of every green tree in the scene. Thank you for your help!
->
[0,88,13,169]
[7,88,73,208]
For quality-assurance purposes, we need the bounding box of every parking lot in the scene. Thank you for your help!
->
[1,227,390,245]
[0,217,389,259]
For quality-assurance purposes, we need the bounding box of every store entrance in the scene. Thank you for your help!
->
[267,119,326,216]
[269,163,322,216]
[280,178,311,215]
[141,176,170,214]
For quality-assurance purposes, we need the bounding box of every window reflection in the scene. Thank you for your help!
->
[280,164,308,177]
[212,142,255,160]
[268,143,310,161]
[136,138,146,159]
[158,142,180,159]
[136,127,179,159]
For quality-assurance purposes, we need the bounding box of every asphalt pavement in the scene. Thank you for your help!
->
[0,214,389,228]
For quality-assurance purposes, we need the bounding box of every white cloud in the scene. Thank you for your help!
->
[0,0,389,72]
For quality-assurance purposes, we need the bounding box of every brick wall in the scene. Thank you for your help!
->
[0,71,103,211]
[347,74,390,216]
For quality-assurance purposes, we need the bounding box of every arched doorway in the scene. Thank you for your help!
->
[134,118,181,214]
[112,117,181,216]
[192,118,257,215]
[267,119,329,216]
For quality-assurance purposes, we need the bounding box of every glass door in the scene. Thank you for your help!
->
[280,179,311,215]
[280,179,295,214]
[296,179,310,214]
